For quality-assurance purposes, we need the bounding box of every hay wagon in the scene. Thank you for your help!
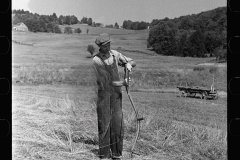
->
[177,86,218,99]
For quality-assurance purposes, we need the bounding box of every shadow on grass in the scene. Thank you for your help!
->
[90,148,99,157]
[73,136,98,145]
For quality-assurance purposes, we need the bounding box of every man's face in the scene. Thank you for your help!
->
[100,42,110,54]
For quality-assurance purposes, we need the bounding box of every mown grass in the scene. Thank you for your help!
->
[13,90,227,160]
[12,63,227,159]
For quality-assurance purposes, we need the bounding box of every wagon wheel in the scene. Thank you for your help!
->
[200,91,207,99]
[190,92,196,97]
[176,90,182,97]
[200,93,204,99]
[180,91,187,97]
[185,91,190,97]
[214,92,219,99]
[203,91,208,99]
[187,91,192,97]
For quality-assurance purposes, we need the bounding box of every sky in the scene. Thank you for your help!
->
[12,0,227,26]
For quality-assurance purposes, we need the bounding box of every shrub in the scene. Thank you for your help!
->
[209,66,218,74]
[193,66,205,71]
[74,28,82,34]
[87,45,95,57]
[64,26,72,34]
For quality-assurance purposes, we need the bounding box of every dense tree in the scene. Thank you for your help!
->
[81,17,88,24]
[12,9,82,34]
[87,18,93,26]
[25,18,40,32]
[87,45,95,57]
[147,22,177,55]
[39,15,48,23]
[204,31,222,55]
[214,45,227,62]
[12,14,21,24]
[46,23,53,32]
[58,15,64,25]
[146,6,226,57]
[74,28,82,34]
[122,20,132,29]
[52,13,57,19]
[38,19,47,32]
[176,30,188,56]
[150,19,160,27]
[48,15,54,22]
[105,24,113,28]
[64,26,72,34]
[70,15,79,24]
[114,22,119,29]
[183,28,206,57]
[179,17,193,30]
[122,20,149,30]
[52,23,62,33]
[95,23,103,27]
[64,16,71,25]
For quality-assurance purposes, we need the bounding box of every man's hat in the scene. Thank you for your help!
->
[95,33,111,46]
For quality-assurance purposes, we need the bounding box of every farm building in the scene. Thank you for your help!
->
[13,22,28,32]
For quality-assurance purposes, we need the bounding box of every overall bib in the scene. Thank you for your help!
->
[96,54,124,158]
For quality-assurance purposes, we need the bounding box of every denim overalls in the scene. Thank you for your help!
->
[95,53,124,159]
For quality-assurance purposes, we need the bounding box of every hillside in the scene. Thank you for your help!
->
[12,7,227,59]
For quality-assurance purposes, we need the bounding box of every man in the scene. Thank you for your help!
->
[93,33,136,159]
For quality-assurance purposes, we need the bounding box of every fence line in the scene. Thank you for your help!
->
[12,40,34,46]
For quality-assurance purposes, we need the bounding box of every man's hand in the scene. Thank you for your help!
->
[126,63,132,72]
[124,77,131,84]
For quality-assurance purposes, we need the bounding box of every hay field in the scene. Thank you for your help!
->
[12,27,227,160]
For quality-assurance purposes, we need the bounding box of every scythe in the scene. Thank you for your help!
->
[112,64,144,158]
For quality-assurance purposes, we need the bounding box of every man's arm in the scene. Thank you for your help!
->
[112,50,136,68]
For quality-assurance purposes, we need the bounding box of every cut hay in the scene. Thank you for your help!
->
[13,91,226,160]
[13,93,99,160]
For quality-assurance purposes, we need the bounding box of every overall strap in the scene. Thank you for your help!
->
[95,52,116,66]
[95,54,108,66]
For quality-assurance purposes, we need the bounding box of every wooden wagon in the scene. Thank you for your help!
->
[177,86,218,99]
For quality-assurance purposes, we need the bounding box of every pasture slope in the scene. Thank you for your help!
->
[12,25,227,160]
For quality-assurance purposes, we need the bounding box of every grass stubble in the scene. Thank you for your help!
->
[12,63,227,160]
[13,88,227,160]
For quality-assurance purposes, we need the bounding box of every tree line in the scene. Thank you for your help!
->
[122,20,150,30]
[147,7,227,59]
[12,9,98,33]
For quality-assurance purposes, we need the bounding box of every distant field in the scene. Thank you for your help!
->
[12,28,227,160]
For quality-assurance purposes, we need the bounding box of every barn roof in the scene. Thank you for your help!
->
[14,22,28,27]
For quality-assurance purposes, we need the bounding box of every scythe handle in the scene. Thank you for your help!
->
[123,64,144,158]
[124,65,130,87]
